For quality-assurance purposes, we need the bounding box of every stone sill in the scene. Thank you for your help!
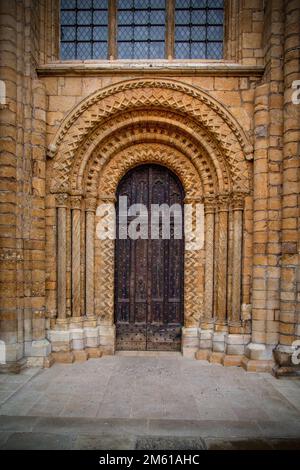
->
[37,60,264,77]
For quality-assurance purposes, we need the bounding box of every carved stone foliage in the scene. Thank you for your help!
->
[49,79,251,195]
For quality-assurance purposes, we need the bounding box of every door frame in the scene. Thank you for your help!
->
[114,163,185,351]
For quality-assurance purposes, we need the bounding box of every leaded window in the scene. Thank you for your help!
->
[60,0,224,60]
[175,0,224,59]
[60,0,108,60]
[117,0,166,59]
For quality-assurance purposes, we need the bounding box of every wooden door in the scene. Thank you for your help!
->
[115,164,184,351]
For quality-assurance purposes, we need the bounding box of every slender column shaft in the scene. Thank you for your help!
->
[85,198,97,318]
[231,193,244,323]
[56,194,68,320]
[216,194,229,322]
[203,196,216,323]
[71,196,82,317]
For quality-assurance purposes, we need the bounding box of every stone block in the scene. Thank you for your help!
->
[222,355,243,367]
[209,352,224,364]
[52,351,74,363]
[73,350,88,362]
[195,349,210,361]
[30,339,51,357]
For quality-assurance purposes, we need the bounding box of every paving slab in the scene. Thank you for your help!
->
[0,356,299,449]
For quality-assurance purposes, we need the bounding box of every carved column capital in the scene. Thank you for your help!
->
[217,193,230,212]
[203,195,217,214]
[98,194,116,204]
[85,197,97,212]
[70,195,82,210]
[231,192,245,210]
[184,195,203,205]
[55,193,69,208]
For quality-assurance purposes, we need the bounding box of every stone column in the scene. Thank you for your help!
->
[85,198,97,320]
[231,192,244,324]
[70,196,82,319]
[0,0,20,371]
[56,194,68,322]
[211,194,229,356]
[274,0,300,376]
[197,195,216,358]
[215,194,229,324]
[203,195,216,326]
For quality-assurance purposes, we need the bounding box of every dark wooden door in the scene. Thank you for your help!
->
[115,164,184,351]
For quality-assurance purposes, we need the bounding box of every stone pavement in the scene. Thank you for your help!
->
[0,354,300,449]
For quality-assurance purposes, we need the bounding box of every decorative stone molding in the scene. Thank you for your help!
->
[98,144,202,199]
[49,79,251,195]
[48,78,252,157]
[55,193,68,207]
[85,197,97,212]
[70,195,82,209]
[72,111,228,196]
[231,191,246,210]
[0,249,23,262]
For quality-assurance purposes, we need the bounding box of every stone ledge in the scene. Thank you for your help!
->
[37,61,265,77]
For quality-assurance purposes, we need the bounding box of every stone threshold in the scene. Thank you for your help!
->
[37,61,265,77]
[115,351,182,357]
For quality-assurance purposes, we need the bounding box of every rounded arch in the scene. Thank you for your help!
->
[72,110,229,197]
[48,78,252,196]
[97,143,203,200]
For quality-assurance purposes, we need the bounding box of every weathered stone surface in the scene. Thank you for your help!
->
[0,0,299,377]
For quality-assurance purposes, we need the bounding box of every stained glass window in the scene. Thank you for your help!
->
[60,0,108,59]
[117,0,166,59]
[175,0,224,59]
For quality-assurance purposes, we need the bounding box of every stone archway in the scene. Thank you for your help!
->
[46,78,252,362]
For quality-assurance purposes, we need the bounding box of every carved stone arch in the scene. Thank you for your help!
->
[94,143,204,336]
[49,78,252,194]
[97,143,202,199]
[71,110,230,197]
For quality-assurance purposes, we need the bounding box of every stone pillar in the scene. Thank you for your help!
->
[215,194,229,324]
[197,195,216,358]
[0,0,20,371]
[56,194,68,322]
[203,196,215,325]
[85,198,97,320]
[210,194,229,357]
[274,0,300,377]
[70,196,82,319]
[231,192,244,324]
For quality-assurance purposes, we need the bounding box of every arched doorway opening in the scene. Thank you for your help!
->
[114,164,185,351]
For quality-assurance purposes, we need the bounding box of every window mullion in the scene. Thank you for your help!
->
[108,0,117,60]
[166,0,175,59]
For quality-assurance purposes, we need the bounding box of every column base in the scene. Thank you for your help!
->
[0,358,27,374]
[241,357,274,373]
[46,320,113,367]
[195,349,244,367]
[182,327,199,358]
[272,345,300,378]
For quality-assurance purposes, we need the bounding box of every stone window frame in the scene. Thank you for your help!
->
[57,0,235,61]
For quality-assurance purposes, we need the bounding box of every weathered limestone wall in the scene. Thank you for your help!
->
[0,0,50,372]
[273,0,300,376]
[0,0,299,375]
